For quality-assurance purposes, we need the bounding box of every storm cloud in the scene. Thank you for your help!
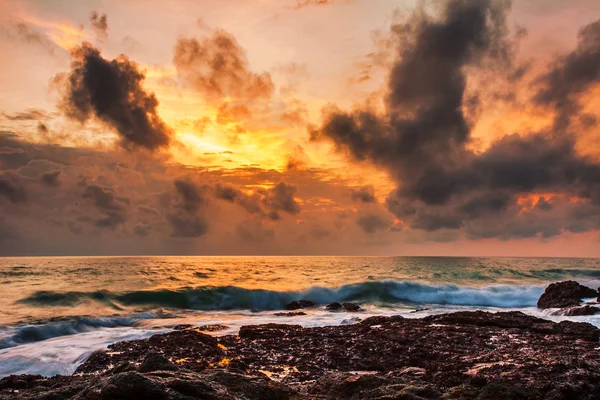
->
[57,43,173,151]
[313,0,600,239]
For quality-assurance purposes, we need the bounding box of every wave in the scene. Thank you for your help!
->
[17,280,544,312]
[0,312,167,349]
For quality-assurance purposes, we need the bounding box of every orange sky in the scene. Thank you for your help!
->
[1,0,600,256]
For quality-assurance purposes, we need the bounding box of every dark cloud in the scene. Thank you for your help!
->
[351,185,376,203]
[214,181,301,220]
[41,169,61,187]
[173,179,210,214]
[168,213,208,238]
[356,212,392,234]
[168,179,210,238]
[82,184,128,229]
[0,171,27,203]
[313,0,600,239]
[533,19,600,130]
[57,42,173,151]
[173,31,274,101]
[89,11,108,41]
[134,224,151,236]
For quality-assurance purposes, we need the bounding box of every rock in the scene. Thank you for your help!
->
[273,311,306,316]
[100,372,169,399]
[326,302,361,311]
[172,324,193,330]
[285,300,315,310]
[341,302,361,311]
[537,280,598,309]
[551,305,600,316]
[137,353,177,373]
[4,310,600,399]
[411,307,431,313]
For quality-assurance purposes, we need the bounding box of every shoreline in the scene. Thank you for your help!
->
[1,309,600,399]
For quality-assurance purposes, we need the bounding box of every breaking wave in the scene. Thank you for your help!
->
[0,312,169,349]
[17,280,544,312]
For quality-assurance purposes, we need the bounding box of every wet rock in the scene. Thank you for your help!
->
[238,323,303,340]
[273,311,306,316]
[537,280,598,309]
[411,307,431,313]
[551,305,600,316]
[4,310,600,399]
[196,324,229,332]
[326,302,361,311]
[100,372,169,399]
[285,300,315,310]
[172,324,193,330]
[137,353,177,373]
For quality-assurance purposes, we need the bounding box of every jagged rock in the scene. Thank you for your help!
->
[537,280,598,309]
[325,302,342,311]
[274,311,306,316]
[137,353,177,373]
[285,300,315,310]
[551,305,600,316]
[3,310,600,399]
[326,302,361,311]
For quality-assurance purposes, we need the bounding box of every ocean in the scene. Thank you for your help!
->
[1,256,600,378]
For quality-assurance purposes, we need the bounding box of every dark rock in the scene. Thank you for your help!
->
[137,353,177,373]
[285,300,315,310]
[4,310,600,399]
[273,311,306,316]
[551,305,600,316]
[238,323,303,340]
[537,280,598,309]
[341,302,361,311]
[172,324,193,330]
[411,307,431,313]
[100,372,169,399]
[196,324,229,332]
[326,302,361,311]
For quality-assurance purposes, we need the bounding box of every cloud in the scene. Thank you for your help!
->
[533,19,600,130]
[356,212,392,234]
[313,0,600,239]
[0,171,27,203]
[89,11,108,41]
[173,30,274,101]
[81,184,128,229]
[294,0,341,9]
[167,213,208,238]
[41,169,61,186]
[1,109,50,121]
[214,181,301,220]
[57,42,173,151]
[351,185,376,203]
[236,219,274,243]
[168,178,210,238]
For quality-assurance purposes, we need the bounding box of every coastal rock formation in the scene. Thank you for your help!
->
[2,311,600,399]
[285,300,315,310]
[551,305,600,316]
[536,280,598,309]
[325,302,362,311]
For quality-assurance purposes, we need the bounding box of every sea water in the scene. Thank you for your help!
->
[1,256,600,377]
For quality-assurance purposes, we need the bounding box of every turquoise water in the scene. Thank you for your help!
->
[0,256,599,377]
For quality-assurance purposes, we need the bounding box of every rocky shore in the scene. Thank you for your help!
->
[2,281,600,399]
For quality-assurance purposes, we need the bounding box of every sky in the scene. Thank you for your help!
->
[1,0,600,256]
